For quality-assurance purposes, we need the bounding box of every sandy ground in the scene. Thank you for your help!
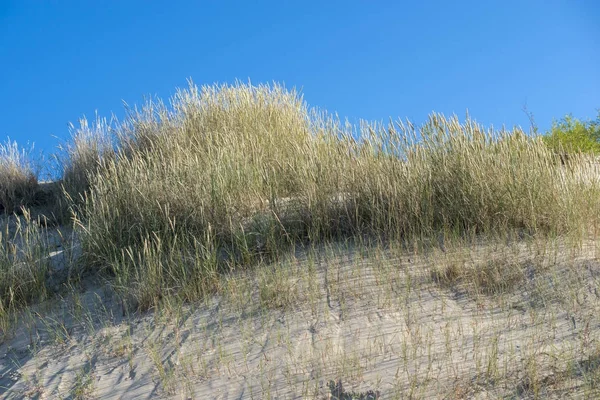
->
[1,235,600,399]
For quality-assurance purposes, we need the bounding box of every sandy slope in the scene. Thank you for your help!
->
[1,237,600,399]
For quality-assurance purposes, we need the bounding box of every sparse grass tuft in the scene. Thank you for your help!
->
[432,254,532,296]
[0,209,51,338]
[54,115,116,224]
[327,379,380,400]
[257,261,300,310]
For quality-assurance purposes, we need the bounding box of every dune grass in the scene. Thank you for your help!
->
[0,140,38,214]
[65,81,600,310]
[51,115,116,224]
[1,81,600,398]
[0,209,52,338]
[2,80,599,317]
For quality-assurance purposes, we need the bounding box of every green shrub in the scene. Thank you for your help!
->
[542,113,600,157]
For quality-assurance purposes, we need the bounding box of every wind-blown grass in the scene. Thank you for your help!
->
[0,139,38,214]
[68,81,600,309]
[54,115,115,223]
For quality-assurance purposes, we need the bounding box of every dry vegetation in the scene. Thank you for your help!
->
[0,81,599,399]
[0,140,38,214]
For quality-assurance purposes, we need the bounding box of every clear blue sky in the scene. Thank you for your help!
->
[1,0,599,165]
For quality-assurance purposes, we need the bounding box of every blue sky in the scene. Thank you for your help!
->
[1,0,599,166]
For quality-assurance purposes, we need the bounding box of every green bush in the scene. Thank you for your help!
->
[542,113,600,157]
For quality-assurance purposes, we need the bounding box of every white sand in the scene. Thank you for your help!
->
[1,238,599,399]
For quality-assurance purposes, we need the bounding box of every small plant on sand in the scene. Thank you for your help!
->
[327,379,380,400]
[432,255,530,296]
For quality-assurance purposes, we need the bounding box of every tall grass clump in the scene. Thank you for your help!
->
[76,81,326,303]
[352,115,600,239]
[70,81,600,308]
[55,115,115,223]
[0,139,38,214]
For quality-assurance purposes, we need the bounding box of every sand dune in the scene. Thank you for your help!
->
[2,238,599,399]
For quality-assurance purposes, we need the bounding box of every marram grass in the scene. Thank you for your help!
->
[1,82,600,399]
[0,139,38,214]
[65,81,600,308]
